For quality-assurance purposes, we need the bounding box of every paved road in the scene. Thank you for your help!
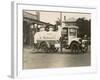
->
[23,46,91,69]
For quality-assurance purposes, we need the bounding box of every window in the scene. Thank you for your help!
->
[61,28,68,35]
[69,28,77,36]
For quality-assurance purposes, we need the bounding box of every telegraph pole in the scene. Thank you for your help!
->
[60,12,63,53]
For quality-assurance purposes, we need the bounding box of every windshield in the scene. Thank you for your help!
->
[69,28,77,36]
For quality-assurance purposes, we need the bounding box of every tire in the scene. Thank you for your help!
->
[70,42,80,54]
[81,46,88,53]
[40,42,49,52]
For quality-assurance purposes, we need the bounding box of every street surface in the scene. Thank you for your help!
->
[23,46,91,69]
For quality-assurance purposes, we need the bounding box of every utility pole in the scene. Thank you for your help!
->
[60,12,63,53]
[60,12,62,27]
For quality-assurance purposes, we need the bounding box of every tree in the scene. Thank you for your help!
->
[76,18,91,38]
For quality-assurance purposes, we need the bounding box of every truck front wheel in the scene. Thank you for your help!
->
[81,46,88,53]
[70,42,80,54]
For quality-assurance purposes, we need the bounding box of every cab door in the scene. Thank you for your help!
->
[68,28,77,45]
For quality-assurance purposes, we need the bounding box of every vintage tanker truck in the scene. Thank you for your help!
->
[33,21,88,53]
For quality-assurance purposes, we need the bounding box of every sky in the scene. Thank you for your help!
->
[25,10,91,25]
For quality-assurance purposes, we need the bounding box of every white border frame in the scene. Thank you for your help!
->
[11,1,97,78]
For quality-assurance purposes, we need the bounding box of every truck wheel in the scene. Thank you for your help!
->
[81,46,88,53]
[71,42,80,54]
[40,42,49,52]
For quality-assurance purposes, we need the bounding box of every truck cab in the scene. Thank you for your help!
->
[60,18,88,53]
[61,26,80,49]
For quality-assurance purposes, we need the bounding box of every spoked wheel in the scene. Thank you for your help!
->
[71,42,80,54]
[40,42,49,52]
[81,46,88,53]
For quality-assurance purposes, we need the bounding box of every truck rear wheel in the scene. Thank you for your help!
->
[40,42,49,52]
[71,42,80,54]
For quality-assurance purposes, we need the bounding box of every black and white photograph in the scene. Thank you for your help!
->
[23,10,91,69]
